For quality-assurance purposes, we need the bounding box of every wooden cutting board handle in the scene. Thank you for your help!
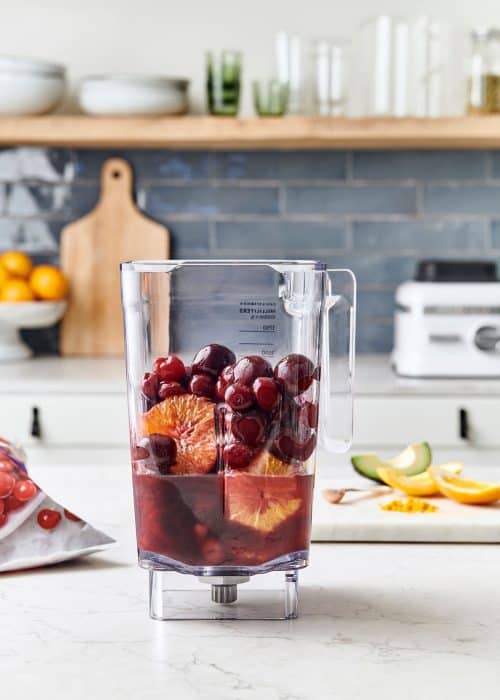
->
[60,157,170,356]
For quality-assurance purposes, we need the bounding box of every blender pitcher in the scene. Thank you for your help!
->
[121,260,355,620]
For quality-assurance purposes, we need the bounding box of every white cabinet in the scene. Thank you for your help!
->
[354,397,500,448]
[0,394,128,447]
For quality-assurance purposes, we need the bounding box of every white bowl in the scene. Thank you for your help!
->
[0,56,66,115]
[78,74,189,116]
[0,300,66,361]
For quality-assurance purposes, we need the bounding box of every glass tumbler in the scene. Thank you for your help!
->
[121,260,356,620]
[206,50,242,116]
[253,80,289,116]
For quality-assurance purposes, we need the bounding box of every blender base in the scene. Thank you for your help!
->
[149,569,299,620]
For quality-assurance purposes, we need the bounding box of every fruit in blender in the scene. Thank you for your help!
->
[153,355,186,384]
[133,346,319,569]
[192,344,236,378]
[142,394,216,475]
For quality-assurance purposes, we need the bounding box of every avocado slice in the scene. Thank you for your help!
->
[351,442,432,483]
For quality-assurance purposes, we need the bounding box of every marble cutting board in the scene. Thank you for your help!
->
[312,477,500,543]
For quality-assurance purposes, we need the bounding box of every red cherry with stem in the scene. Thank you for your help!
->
[37,509,62,530]
[158,381,186,400]
[192,344,236,378]
[64,509,81,522]
[153,355,186,384]
[233,355,273,386]
[225,382,254,411]
[253,377,281,413]
[274,354,315,397]
[223,442,253,468]
[0,472,15,499]
[0,512,7,527]
[215,363,235,401]
[142,372,159,400]
[189,374,216,399]
[13,480,37,502]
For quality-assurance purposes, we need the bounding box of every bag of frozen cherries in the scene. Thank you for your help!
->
[0,437,115,572]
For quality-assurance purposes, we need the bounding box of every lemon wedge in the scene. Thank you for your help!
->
[377,462,463,497]
[428,467,500,505]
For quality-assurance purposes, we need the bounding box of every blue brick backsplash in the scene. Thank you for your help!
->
[1,146,500,355]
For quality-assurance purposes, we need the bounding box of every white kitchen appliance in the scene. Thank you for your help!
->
[393,260,500,377]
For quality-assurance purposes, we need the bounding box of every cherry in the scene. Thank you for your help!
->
[153,355,186,384]
[215,363,235,401]
[0,458,13,472]
[225,382,254,411]
[233,355,273,385]
[0,472,15,499]
[228,410,268,447]
[253,377,281,413]
[274,354,315,397]
[158,381,186,400]
[272,431,316,462]
[13,480,37,502]
[189,373,216,399]
[37,509,62,530]
[192,344,236,378]
[64,509,81,522]
[132,445,150,461]
[142,372,159,400]
[223,442,253,468]
[4,494,23,512]
[0,512,6,527]
[149,434,177,473]
[299,400,319,430]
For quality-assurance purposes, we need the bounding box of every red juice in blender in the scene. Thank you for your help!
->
[121,261,355,619]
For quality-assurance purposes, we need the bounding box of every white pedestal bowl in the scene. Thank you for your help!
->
[0,301,66,361]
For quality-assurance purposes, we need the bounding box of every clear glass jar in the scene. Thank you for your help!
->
[467,27,500,114]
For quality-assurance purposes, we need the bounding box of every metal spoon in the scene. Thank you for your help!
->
[322,486,390,504]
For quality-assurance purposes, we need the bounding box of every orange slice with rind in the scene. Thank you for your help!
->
[225,473,302,533]
[142,394,216,475]
[428,467,500,505]
[247,451,293,476]
[377,462,463,497]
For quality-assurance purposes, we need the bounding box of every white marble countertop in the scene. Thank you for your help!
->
[2,354,500,396]
[1,449,500,700]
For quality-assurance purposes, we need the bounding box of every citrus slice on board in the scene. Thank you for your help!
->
[377,462,463,497]
[142,394,216,475]
[428,467,500,505]
[225,473,302,533]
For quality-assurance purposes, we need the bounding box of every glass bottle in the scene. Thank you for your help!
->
[467,27,500,114]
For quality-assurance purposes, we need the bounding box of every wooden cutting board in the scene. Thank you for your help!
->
[60,158,169,356]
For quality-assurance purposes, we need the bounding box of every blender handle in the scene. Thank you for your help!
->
[319,268,356,454]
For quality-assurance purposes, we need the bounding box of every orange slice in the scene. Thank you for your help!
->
[247,451,292,476]
[428,467,500,505]
[142,394,216,475]
[377,462,463,497]
[225,473,302,533]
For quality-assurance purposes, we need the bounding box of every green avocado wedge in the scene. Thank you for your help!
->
[351,442,433,483]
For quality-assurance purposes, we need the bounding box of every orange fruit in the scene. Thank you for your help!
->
[142,394,216,475]
[0,279,35,302]
[248,451,293,476]
[0,251,32,279]
[225,472,302,533]
[29,265,68,301]
[0,266,11,291]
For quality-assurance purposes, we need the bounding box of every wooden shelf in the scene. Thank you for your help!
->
[0,115,500,149]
